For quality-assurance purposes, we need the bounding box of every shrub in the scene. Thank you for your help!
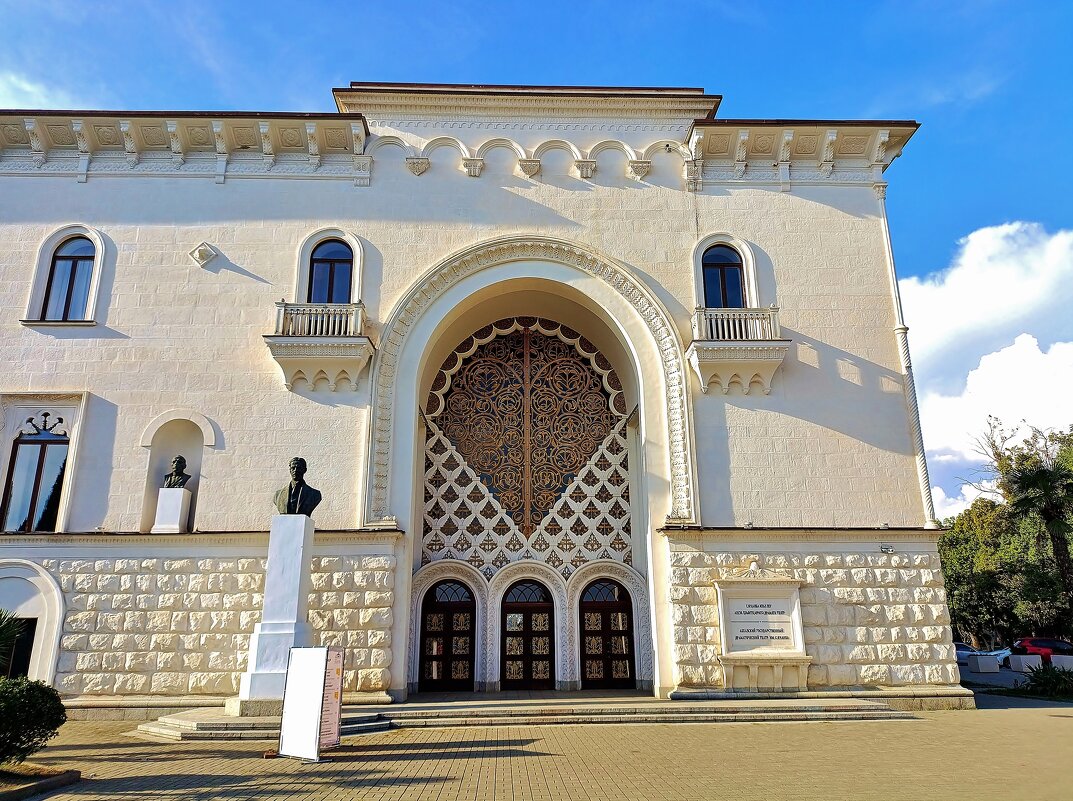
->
[1022,663,1073,698]
[0,677,67,765]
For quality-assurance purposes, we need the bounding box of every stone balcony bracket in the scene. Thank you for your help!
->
[687,307,790,395]
[263,302,375,391]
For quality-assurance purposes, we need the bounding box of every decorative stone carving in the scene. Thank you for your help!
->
[120,121,138,166]
[686,342,790,395]
[574,159,597,178]
[305,122,321,169]
[518,158,540,177]
[212,121,228,184]
[259,122,275,169]
[24,119,45,167]
[188,242,216,268]
[166,120,184,167]
[819,129,836,176]
[405,157,430,176]
[628,160,651,180]
[685,159,702,192]
[462,157,484,177]
[368,235,697,526]
[872,129,890,165]
[352,155,372,187]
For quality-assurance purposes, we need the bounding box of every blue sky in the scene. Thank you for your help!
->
[2,0,1071,517]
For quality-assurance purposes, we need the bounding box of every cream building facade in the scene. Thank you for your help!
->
[0,83,970,709]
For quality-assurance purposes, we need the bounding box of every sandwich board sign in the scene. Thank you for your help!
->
[278,646,344,761]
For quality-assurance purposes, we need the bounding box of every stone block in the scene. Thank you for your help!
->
[967,654,1000,673]
[857,664,891,685]
[1009,654,1043,672]
[151,672,188,694]
[364,590,393,608]
[355,668,390,691]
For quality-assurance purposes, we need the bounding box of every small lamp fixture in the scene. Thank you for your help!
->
[879,544,895,554]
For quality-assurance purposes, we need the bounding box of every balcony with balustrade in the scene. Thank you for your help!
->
[263,302,375,391]
[686,306,790,395]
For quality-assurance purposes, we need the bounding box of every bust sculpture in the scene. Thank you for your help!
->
[273,457,322,517]
[162,455,191,489]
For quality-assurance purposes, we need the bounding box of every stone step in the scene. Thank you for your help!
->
[379,701,891,720]
[133,708,390,742]
[380,709,913,728]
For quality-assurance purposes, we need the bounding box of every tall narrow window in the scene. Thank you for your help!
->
[307,240,353,304]
[41,237,95,321]
[1,413,69,533]
[701,245,745,308]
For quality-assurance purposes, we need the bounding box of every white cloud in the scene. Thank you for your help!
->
[901,223,1073,506]
[902,222,1073,395]
[919,335,1073,462]
[932,480,998,520]
[0,71,85,108]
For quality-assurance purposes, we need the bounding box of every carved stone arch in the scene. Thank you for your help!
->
[294,227,365,304]
[533,139,584,161]
[26,223,108,323]
[367,234,698,526]
[420,136,472,160]
[487,561,568,689]
[0,559,65,684]
[641,140,692,161]
[408,561,489,690]
[140,408,217,448]
[366,135,418,158]
[566,561,654,687]
[692,232,761,309]
[474,137,528,161]
[589,140,639,161]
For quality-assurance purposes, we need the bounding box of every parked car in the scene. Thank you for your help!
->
[1011,638,1073,664]
[982,647,1012,668]
[954,642,978,665]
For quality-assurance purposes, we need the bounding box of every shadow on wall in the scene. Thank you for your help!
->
[68,394,117,531]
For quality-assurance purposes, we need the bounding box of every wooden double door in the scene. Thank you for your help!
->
[580,579,635,689]
[419,580,476,692]
[501,580,555,690]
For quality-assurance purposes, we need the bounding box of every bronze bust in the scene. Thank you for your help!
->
[273,457,322,516]
[162,455,191,489]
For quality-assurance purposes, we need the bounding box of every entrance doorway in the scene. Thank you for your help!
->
[501,580,555,690]
[579,579,635,689]
[419,580,476,692]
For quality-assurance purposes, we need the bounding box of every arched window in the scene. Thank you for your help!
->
[701,245,745,308]
[1,413,69,533]
[41,237,95,321]
[307,239,353,304]
[504,581,551,604]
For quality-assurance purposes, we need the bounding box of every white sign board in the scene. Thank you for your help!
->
[727,599,795,651]
[278,646,345,761]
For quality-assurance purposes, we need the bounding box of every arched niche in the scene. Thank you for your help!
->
[0,560,64,684]
[139,414,210,533]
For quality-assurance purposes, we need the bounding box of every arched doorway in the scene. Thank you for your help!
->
[579,579,635,689]
[419,580,476,692]
[501,580,555,690]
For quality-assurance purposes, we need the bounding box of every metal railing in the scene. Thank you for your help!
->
[273,302,365,337]
[692,306,781,341]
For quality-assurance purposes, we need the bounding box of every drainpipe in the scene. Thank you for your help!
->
[874,180,939,529]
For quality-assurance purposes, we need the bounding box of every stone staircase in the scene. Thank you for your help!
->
[134,696,913,741]
[135,708,390,742]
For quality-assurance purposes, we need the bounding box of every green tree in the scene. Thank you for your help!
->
[0,609,24,673]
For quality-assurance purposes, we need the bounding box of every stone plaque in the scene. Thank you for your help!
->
[727,598,795,651]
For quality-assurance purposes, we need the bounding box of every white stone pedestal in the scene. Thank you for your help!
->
[151,488,192,533]
[237,514,314,705]
[967,653,1000,673]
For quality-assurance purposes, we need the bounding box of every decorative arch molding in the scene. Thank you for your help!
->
[566,561,654,686]
[24,223,108,324]
[487,561,569,689]
[641,140,692,161]
[589,140,639,161]
[407,561,489,691]
[420,136,472,160]
[368,235,697,526]
[692,232,761,309]
[293,227,365,304]
[140,408,217,448]
[474,137,527,161]
[0,559,65,684]
[366,135,418,158]
[532,139,584,161]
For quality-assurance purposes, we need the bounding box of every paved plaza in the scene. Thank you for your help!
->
[26,695,1073,801]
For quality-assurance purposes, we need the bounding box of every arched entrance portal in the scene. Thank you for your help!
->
[501,580,555,690]
[419,580,476,692]
[421,317,633,577]
[579,579,635,689]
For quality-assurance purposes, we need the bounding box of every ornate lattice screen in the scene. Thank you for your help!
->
[422,318,632,579]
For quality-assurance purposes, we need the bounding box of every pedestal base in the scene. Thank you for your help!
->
[236,514,315,705]
[151,488,191,533]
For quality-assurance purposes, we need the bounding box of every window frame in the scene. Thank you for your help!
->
[306,239,354,304]
[691,233,761,311]
[0,428,70,533]
[295,228,364,306]
[40,236,95,322]
[22,225,107,327]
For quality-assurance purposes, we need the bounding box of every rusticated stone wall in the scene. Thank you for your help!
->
[668,537,959,690]
[39,554,395,696]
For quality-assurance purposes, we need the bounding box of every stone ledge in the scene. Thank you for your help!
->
[668,684,975,711]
